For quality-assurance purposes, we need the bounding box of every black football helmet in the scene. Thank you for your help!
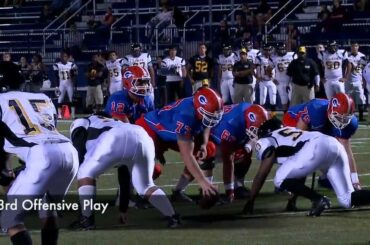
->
[262,42,273,56]
[276,43,287,56]
[131,43,142,57]
[241,39,253,50]
[222,42,232,56]
[327,40,338,54]
[0,61,24,91]
[257,118,283,138]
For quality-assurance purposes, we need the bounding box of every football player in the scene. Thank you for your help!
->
[105,50,124,95]
[0,61,79,245]
[70,113,179,229]
[363,59,370,122]
[217,42,237,104]
[318,40,348,99]
[283,93,361,190]
[344,42,367,121]
[122,43,156,101]
[243,118,370,216]
[53,51,78,119]
[136,87,223,200]
[187,43,214,92]
[210,103,269,200]
[104,66,154,217]
[272,43,296,112]
[256,43,277,112]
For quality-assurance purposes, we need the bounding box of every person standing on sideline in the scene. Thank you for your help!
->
[86,53,105,113]
[217,42,237,104]
[187,43,214,93]
[161,45,186,104]
[232,48,255,103]
[287,46,320,106]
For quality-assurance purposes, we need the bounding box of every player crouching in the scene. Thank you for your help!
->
[243,118,370,216]
[69,113,179,229]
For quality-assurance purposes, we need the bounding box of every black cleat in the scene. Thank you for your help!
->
[171,190,194,203]
[166,213,181,228]
[308,196,331,217]
[69,215,96,230]
[318,178,333,189]
[234,186,250,199]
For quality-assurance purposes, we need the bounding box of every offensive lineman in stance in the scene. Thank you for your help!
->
[70,113,179,229]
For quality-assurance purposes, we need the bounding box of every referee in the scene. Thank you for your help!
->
[287,46,320,106]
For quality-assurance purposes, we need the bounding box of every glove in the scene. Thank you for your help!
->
[0,169,15,186]
[242,200,254,214]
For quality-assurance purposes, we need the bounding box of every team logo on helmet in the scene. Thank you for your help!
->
[248,112,256,122]
[198,95,207,105]
[332,98,339,107]
[123,70,133,78]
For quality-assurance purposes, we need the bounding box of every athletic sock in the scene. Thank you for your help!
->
[11,230,32,245]
[174,174,191,192]
[280,178,322,201]
[78,185,96,217]
[148,188,175,217]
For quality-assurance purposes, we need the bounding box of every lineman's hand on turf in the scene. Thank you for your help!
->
[243,200,254,214]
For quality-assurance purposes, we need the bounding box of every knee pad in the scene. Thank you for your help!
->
[199,157,215,171]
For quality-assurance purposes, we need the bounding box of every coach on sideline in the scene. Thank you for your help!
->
[287,46,320,106]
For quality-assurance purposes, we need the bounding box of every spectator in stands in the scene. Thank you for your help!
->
[39,4,53,24]
[213,20,231,55]
[255,0,272,35]
[29,54,47,92]
[2,53,11,62]
[242,3,254,26]
[161,45,186,104]
[86,53,105,113]
[19,56,31,82]
[233,12,247,46]
[287,46,320,106]
[286,24,299,51]
[97,7,115,34]
[327,0,348,33]
[146,2,173,43]
[316,4,330,33]
[87,15,100,31]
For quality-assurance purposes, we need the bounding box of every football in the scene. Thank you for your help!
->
[198,190,220,210]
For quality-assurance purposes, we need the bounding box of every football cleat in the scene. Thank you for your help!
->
[171,190,194,203]
[166,213,181,228]
[69,215,95,230]
[234,186,250,199]
[308,196,331,217]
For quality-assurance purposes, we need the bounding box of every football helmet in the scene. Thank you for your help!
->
[327,93,355,129]
[277,42,287,56]
[241,39,253,50]
[244,104,269,140]
[193,87,224,128]
[131,43,142,57]
[0,61,24,91]
[222,43,232,57]
[262,43,273,56]
[327,40,338,54]
[122,66,151,97]
[257,118,283,139]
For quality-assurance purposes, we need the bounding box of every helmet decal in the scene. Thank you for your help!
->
[198,95,207,105]
[248,112,256,122]
[123,70,133,78]
[331,98,339,107]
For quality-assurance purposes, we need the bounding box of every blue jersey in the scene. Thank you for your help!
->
[211,103,251,145]
[104,89,154,123]
[287,99,358,139]
[144,97,204,142]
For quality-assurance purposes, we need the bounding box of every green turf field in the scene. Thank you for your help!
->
[2,120,370,244]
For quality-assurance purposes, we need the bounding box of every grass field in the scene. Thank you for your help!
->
[2,120,370,244]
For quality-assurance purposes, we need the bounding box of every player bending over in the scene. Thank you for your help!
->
[70,113,179,229]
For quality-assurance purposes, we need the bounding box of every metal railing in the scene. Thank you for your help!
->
[110,13,129,43]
